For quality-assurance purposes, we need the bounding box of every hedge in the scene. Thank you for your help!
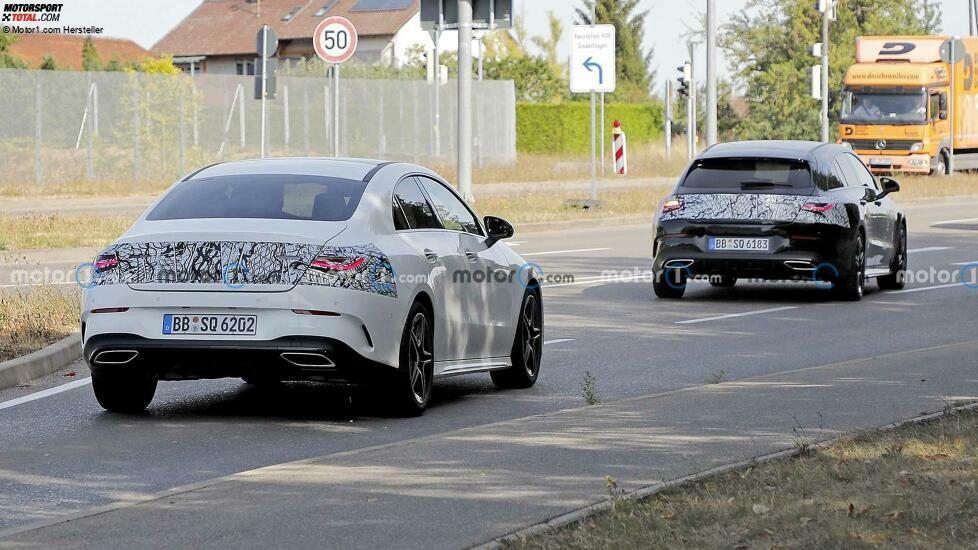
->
[516,101,665,155]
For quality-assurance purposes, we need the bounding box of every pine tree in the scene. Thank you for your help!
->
[81,36,100,71]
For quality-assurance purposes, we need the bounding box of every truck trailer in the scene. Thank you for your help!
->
[839,35,978,175]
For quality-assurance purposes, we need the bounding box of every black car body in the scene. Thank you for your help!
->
[652,140,907,300]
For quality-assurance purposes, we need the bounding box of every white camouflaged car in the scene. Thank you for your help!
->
[82,158,543,415]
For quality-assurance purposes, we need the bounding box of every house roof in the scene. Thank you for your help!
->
[153,0,419,58]
[8,35,151,70]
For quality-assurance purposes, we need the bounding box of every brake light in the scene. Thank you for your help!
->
[310,256,365,271]
[90,307,129,314]
[94,257,118,270]
[662,198,683,214]
[801,202,834,213]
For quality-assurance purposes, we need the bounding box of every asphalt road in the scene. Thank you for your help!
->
[1,198,977,546]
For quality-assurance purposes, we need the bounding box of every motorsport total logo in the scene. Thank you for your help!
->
[2,3,63,22]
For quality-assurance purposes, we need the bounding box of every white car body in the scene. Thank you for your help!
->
[82,159,540,409]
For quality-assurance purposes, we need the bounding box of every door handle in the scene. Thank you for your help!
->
[464,251,479,263]
[423,249,438,263]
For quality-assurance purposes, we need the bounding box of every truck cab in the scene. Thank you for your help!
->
[839,36,977,175]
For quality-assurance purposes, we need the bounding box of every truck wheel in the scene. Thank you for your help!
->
[931,151,948,176]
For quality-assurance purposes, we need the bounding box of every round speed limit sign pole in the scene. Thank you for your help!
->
[314,16,358,157]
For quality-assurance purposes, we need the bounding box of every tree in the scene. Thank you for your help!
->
[576,0,655,101]
[39,54,58,70]
[724,0,941,141]
[484,55,565,103]
[531,11,563,67]
[81,36,100,71]
[0,33,27,68]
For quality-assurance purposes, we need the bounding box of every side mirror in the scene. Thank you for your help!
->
[483,215,514,245]
[876,176,900,199]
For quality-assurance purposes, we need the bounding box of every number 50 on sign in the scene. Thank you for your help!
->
[314,16,358,64]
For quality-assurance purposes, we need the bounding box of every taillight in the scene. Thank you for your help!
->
[662,198,683,214]
[801,202,834,213]
[310,256,366,272]
[90,307,129,314]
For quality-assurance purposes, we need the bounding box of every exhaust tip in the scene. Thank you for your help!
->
[784,260,817,271]
[664,259,695,269]
[92,350,139,365]
[280,352,335,369]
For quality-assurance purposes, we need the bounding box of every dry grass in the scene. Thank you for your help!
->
[0,286,80,362]
[511,408,978,549]
[0,215,134,251]
[475,187,668,225]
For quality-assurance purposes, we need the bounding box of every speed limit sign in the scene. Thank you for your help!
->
[314,16,358,64]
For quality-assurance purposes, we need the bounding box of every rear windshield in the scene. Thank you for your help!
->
[146,174,367,221]
[679,158,814,194]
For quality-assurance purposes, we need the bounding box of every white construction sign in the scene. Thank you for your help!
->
[569,24,616,93]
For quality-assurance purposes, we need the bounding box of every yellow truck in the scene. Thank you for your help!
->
[839,35,978,175]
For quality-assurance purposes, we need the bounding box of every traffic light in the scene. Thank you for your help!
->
[676,62,691,97]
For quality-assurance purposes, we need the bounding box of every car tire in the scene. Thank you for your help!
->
[834,232,866,301]
[92,371,157,413]
[653,268,687,298]
[491,289,543,389]
[878,222,907,290]
[709,275,737,288]
[387,301,434,416]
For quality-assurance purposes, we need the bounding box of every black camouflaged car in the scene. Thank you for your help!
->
[652,140,907,301]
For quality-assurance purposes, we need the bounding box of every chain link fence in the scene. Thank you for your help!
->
[0,69,516,189]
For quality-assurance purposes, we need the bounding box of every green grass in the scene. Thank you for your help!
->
[0,214,133,251]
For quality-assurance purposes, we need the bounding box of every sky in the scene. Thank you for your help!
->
[71,0,969,87]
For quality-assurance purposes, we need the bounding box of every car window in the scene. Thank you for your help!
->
[678,157,814,194]
[146,174,366,221]
[831,158,853,189]
[393,178,441,230]
[844,154,879,190]
[416,176,484,236]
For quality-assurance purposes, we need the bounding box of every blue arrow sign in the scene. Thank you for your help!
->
[583,56,603,85]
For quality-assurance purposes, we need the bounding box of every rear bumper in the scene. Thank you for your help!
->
[84,334,394,382]
[653,221,853,281]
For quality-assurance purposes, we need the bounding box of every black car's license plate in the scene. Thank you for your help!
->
[708,237,770,251]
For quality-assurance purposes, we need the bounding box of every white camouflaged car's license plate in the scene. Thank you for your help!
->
[162,314,257,335]
[708,237,770,252]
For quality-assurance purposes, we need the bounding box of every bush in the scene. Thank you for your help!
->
[516,102,664,154]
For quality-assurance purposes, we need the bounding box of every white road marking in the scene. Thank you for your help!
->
[932,217,978,226]
[546,271,654,288]
[676,306,799,325]
[888,283,969,295]
[523,247,611,257]
[0,377,92,411]
[543,338,575,345]
[951,261,978,266]
[907,246,952,253]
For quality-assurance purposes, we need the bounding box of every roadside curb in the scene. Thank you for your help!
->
[0,333,81,391]
[473,400,978,549]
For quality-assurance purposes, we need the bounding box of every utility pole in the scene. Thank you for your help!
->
[705,0,717,146]
[457,0,473,201]
[664,80,672,160]
[687,41,696,158]
[589,2,597,199]
[820,0,831,143]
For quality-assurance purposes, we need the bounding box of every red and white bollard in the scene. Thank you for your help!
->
[612,119,627,176]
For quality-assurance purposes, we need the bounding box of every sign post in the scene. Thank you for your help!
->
[256,25,278,158]
[570,23,616,200]
[314,16,358,158]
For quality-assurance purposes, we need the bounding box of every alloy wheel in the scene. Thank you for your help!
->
[408,312,433,406]
[520,294,543,377]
